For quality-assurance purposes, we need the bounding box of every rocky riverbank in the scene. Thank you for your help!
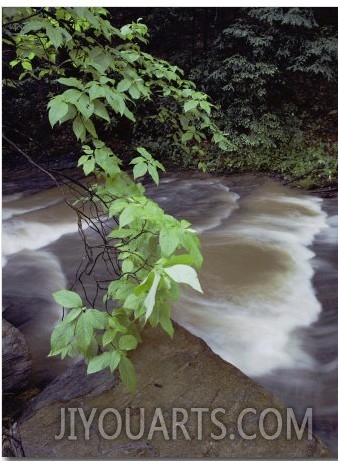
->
[3,322,331,458]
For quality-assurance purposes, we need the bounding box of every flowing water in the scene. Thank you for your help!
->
[2,172,338,453]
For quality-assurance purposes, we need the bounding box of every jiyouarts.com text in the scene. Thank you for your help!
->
[55,406,313,441]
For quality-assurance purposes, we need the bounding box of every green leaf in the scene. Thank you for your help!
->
[87,352,110,374]
[145,272,161,320]
[109,198,128,217]
[45,24,64,48]
[77,94,94,118]
[9,59,19,68]
[50,321,75,351]
[105,156,122,176]
[180,232,203,268]
[58,77,84,90]
[109,316,128,333]
[85,309,107,329]
[22,60,32,71]
[102,329,116,347]
[114,94,126,116]
[123,293,143,315]
[122,259,134,274]
[181,131,194,142]
[148,164,159,185]
[59,26,72,44]
[119,356,136,392]
[53,290,83,308]
[63,308,82,324]
[108,228,134,239]
[117,78,132,92]
[83,118,98,138]
[59,104,77,124]
[119,334,138,351]
[58,345,75,360]
[94,147,108,169]
[198,162,207,173]
[136,147,152,160]
[19,71,28,81]
[89,84,106,100]
[133,161,147,179]
[75,312,94,350]
[82,144,93,154]
[62,89,82,104]
[159,228,179,256]
[129,85,140,99]
[93,139,105,149]
[119,204,140,228]
[121,50,140,62]
[129,157,143,165]
[200,100,211,115]
[166,254,194,267]
[109,278,134,301]
[164,264,203,293]
[73,116,86,141]
[159,303,174,338]
[123,106,136,122]
[106,91,126,116]
[181,219,191,228]
[134,271,155,296]
[183,100,199,112]
[48,100,69,128]
[108,350,121,373]
[21,19,44,34]
[93,100,110,122]
[154,160,165,172]
[83,157,95,176]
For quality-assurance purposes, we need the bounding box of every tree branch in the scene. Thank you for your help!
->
[3,8,44,27]
[2,133,60,186]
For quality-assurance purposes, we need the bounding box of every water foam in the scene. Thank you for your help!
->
[2,192,24,203]
[147,177,240,233]
[2,198,61,220]
[172,181,328,376]
[2,188,79,265]
[2,219,78,258]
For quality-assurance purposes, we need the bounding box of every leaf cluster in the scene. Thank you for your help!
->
[186,7,337,179]
[2,7,229,391]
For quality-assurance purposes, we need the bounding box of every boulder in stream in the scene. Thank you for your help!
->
[2,319,32,393]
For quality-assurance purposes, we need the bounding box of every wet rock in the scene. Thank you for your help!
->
[2,420,25,457]
[17,323,330,458]
[2,319,32,393]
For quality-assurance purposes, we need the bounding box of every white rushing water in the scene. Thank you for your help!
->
[2,173,337,452]
[171,182,328,375]
[2,189,79,265]
[2,176,329,377]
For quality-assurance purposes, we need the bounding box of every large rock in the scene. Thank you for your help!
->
[17,323,330,458]
[2,319,32,392]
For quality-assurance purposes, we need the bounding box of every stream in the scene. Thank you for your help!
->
[2,172,338,454]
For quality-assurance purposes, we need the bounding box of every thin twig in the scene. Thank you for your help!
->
[3,133,60,186]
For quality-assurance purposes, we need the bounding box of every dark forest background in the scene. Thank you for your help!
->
[3,7,338,188]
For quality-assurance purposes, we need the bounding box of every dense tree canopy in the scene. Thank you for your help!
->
[137,7,338,186]
[3,7,337,185]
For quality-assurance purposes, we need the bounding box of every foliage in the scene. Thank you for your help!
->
[185,7,338,183]
[3,7,230,391]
